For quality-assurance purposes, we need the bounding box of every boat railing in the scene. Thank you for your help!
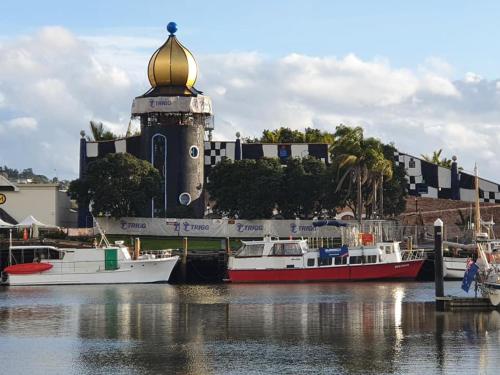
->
[400,249,426,261]
[138,249,173,259]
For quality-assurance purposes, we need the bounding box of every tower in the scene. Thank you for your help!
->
[131,22,213,218]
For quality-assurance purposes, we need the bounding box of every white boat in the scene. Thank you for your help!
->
[443,256,468,279]
[2,243,179,285]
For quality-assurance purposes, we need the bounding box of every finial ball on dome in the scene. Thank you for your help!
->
[167,22,178,35]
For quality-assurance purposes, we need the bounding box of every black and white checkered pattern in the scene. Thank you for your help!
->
[394,151,500,203]
[204,141,227,166]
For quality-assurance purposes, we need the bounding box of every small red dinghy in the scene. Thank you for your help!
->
[4,263,53,275]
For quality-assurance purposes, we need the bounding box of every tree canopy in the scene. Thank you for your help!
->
[207,125,408,220]
[69,153,161,218]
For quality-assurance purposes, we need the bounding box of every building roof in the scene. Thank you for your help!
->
[0,175,18,191]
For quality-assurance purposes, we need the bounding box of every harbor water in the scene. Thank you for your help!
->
[1,281,499,374]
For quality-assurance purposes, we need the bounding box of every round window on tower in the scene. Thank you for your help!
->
[189,145,199,159]
[179,192,192,206]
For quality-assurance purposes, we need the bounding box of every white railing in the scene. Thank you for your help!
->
[400,249,426,261]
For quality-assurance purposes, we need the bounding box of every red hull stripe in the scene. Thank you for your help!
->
[4,263,53,275]
[228,260,424,283]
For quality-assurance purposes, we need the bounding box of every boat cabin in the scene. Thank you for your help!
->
[229,237,405,270]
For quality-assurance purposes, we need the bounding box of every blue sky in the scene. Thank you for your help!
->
[2,1,500,180]
[2,1,499,78]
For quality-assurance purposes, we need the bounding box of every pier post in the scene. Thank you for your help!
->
[226,237,232,256]
[180,237,188,282]
[434,218,445,311]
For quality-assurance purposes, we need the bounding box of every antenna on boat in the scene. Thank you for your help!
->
[8,228,12,267]
[474,163,482,240]
[87,201,110,248]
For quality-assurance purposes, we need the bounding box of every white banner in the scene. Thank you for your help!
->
[99,218,344,238]
[131,95,213,115]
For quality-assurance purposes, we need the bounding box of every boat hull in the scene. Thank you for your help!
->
[443,257,467,279]
[482,282,500,306]
[227,259,424,283]
[6,256,179,285]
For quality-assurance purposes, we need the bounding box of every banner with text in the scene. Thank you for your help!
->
[99,218,344,238]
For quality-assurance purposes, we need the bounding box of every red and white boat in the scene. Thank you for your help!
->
[227,234,425,283]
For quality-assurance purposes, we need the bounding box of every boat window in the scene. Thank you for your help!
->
[385,246,392,254]
[364,255,377,264]
[307,258,315,267]
[335,257,348,265]
[270,243,303,256]
[319,257,333,266]
[48,248,64,260]
[235,244,265,257]
[349,256,363,264]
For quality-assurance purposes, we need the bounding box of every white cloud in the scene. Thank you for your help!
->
[7,117,38,130]
[465,72,482,83]
[1,27,500,183]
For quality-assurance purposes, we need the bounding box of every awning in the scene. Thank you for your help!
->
[16,215,57,228]
[312,220,348,227]
[0,218,14,228]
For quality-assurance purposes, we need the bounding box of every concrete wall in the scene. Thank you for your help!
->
[0,184,77,227]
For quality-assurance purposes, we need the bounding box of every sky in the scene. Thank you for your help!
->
[1,1,500,180]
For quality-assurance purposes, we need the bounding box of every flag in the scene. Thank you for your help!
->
[461,258,479,293]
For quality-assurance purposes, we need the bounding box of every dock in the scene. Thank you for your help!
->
[437,296,500,311]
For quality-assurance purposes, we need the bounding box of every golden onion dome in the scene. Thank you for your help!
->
[148,22,198,88]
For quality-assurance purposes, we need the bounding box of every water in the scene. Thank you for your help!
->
[0,281,499,374]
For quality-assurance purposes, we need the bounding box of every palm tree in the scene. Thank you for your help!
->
[86,120,117,141]
[330,126,369,222]
[421,149,452,168]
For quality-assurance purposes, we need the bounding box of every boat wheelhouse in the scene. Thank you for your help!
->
[227,235,425,283]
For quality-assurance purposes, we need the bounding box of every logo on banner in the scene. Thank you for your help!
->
[182,221,209,232]
[149,98,173,108]
[290,223,316,233]
[236,223,264,232]
[120,220,147,230]
[166,221,180,232]
[0,193,6,205]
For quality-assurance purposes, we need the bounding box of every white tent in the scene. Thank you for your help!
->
[0,218,14,228]
[16,215,57,228]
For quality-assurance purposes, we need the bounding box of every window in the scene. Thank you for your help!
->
[335,257,348,265]
[409,158,415,168]
[307,258,315,267]
[364,255,377,264]
[235,244,265,257]
[189,145,199,159]
[319,257,333,266]
[349,256,363,265]
[270,243,303,256]
[385,246,392,254]
[179,192,192,206]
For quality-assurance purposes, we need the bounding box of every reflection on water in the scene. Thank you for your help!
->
[1,282,500,374]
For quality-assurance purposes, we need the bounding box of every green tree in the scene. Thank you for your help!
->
[86,120,117,141]
[279,157,327,218]
[207,158,283,219]
[381,143,407,216]
[69,153,161,218]
[421,149,452,168]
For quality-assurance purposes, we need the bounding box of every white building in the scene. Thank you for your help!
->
[0,175,77,227]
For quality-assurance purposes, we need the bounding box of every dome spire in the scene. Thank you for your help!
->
[147,22,198,89]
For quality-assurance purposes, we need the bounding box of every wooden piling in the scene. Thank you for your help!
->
[133,237,140,260]
[180,237,188,282]
[434,218,445,311]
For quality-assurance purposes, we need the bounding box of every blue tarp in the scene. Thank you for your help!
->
[319,245,349,259]
[312,220,348,227]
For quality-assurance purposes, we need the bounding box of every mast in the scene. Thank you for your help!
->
[474,164,481,239]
